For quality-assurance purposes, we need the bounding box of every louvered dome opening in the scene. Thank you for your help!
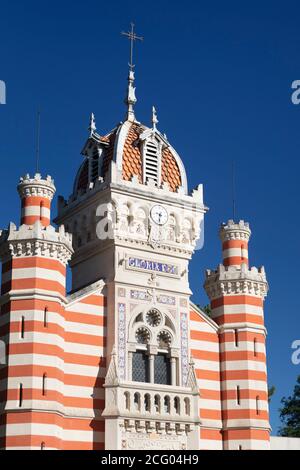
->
[90,149,99,182]
[144,139,160,186]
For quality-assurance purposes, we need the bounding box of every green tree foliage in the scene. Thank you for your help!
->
[279,375,300,437]
[201,305,212,317]
[268,385,276,404]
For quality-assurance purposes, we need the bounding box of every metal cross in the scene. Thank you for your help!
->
[121,23,143,71]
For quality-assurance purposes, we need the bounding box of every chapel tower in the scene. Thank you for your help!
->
[0,26,271,450]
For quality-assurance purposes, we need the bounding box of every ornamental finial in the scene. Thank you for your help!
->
[88,112,96,136]
[152,106,158,130]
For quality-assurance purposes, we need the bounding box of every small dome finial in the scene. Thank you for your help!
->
[88,113,96,136]
[125,70,137,122]
[152,106,158,130]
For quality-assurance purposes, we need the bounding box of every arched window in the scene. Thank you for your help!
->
[41,442,45,451]
[42,373,47,396]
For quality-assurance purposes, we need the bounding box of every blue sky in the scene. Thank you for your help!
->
[1,0,300,433]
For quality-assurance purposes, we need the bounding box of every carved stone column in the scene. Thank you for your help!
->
[147,345,158,384]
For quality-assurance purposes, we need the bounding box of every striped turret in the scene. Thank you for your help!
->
[220,220,250,267]
[18,174,55,227]
[0,174,73,450]
[204,220,270,450]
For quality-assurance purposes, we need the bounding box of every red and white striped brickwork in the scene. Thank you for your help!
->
[18,174,56,227]
[0,175,106,450]
[221,219,250,267]
[189,304,223,450]
[204,220,270,450]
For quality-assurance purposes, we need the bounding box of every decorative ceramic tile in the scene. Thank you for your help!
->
[118,303,126,380]
[180,312,189,386]
[157,294,176,306]
[130,289,148,301]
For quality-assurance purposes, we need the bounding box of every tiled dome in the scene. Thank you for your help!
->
[75,120,184,194]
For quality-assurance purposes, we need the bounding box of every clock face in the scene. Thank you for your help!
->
[150,205,168,226]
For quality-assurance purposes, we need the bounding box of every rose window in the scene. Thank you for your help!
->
[135,327,151,344]
[146,308,162,327]
[157,330,172,348]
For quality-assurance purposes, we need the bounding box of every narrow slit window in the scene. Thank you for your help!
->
[254,338,258,357]
[21,316,25,339]
[42,374,47,396]
[40,201,44,221]
[256,396,260,415]
[44,307,48,327]
[236,385,241,405]
[234,329,239,347]
[19,383,23,407]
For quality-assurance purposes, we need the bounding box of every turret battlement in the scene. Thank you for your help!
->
[204,263,268,300]
[18,173,56,200]
[219,219,251,242]
[0,220,73,265]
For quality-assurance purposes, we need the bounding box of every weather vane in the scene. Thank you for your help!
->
[121,22,143,71]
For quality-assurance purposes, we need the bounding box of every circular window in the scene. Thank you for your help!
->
[146,308,162,327]
[157,330,172,348]
[135,327,151,344]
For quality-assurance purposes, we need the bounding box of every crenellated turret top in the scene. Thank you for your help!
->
[219,219,251,243]
[18,173,56,200]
